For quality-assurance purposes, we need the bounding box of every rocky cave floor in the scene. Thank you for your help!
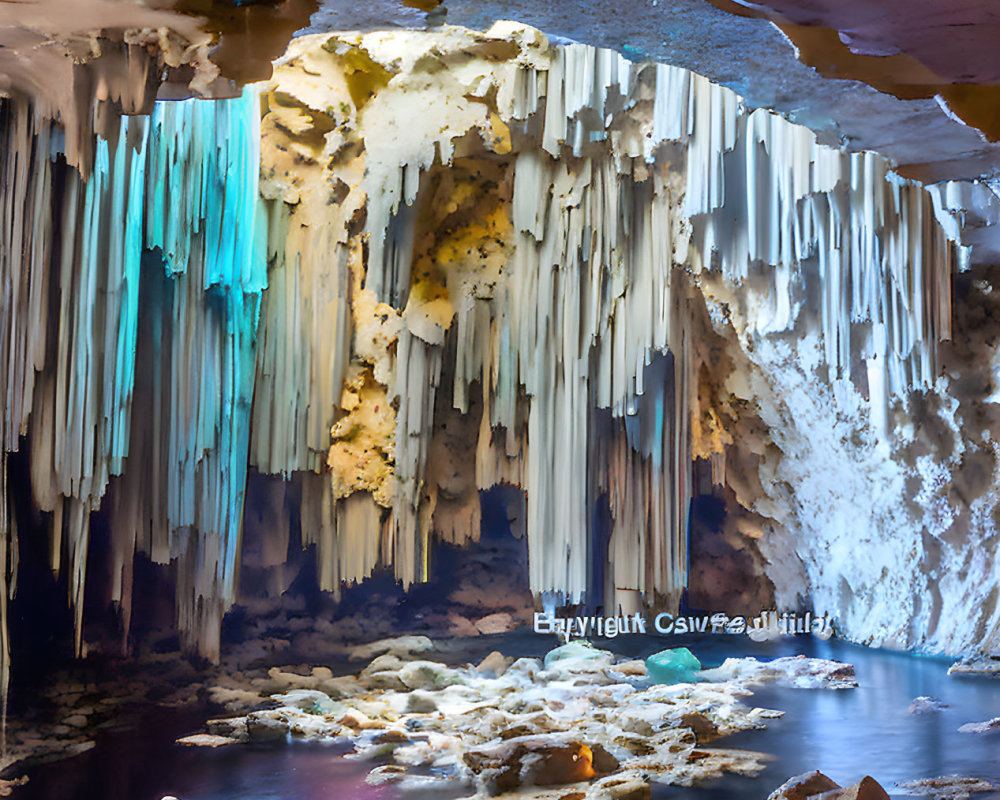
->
[3,526,1000,800]
[4,581,1000,800]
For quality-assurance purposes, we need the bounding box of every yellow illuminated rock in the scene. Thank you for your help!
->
[329,367,397,508]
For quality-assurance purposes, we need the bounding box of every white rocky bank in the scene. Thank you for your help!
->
[181,638,860,799]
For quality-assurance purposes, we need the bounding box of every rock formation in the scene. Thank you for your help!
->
[3,5,1000,716]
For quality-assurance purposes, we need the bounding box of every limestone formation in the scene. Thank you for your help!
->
[1,17,999,699]
[188,643,816,797]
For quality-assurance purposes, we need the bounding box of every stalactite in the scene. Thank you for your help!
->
[108,88,267,657]
[0,453,15,752]
[0,21,972,663]
[0,98,52,456]
[1,87,266,661]
[249,24,960,616]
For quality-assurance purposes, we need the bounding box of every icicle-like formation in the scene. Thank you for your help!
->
[251,207,353,475]
[247,26,961,614]
[0,99,51,457]
[250,187,354,477]
[300,475,385,597]
[478,152,692,602]
[110,89,267,657]
[0,453,15,751]
[0,88,265,659]
[679,100,954,433]
[0,23,968,661]
[0,100,42,732]
[523,54,955,415]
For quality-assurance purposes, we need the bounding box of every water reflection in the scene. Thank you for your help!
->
[658,635,1000,798]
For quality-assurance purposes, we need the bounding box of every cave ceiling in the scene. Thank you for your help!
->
[2,0,1000,184]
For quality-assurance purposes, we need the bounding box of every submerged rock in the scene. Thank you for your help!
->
[908,696,949,714]
[957,717,1000,734]
[645,648,702,684]
[896,775,998,799]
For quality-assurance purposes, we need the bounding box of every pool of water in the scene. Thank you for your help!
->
[650,635,1000,799]
[18,633,1000,800]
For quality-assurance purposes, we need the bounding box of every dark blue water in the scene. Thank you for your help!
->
[19,634,1000,800]
[648,635,1000,799]
[15,706,393,800]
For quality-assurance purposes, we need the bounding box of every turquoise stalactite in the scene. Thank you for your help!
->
[0,87,267,660]
[120,86,268,655]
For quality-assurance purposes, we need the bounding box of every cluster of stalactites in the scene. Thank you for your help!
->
[282,31,956,606]
[0,24,966,665]
[514,51,956,426]
[247,30,697,607]
[0,88,266,661]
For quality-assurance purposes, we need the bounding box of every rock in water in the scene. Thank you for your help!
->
[767,770,841,800]
[246,713,289,741]
[397,660,463,690]
[475,651,512,676]
[475,612,518,634]
[348,635,435,661]
[645,648,702,684]
[958,717,1000,734]
[896,775,998,799]
[270,689,339,715]
[908,696,949,714]
[464,737,616,791]
[947,656,1000,677]
[596,777,652,800]
[543,641,610,670]
[813,776,892,800]
[175,734,239,748]
[615,660,648,677]
[700,655,857,689]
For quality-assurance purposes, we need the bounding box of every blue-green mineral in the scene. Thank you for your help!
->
[645,647,702,684]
